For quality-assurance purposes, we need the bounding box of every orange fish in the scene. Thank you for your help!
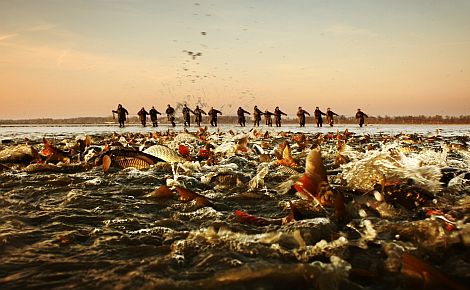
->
[178,144,190,157]
[275,142,297,168]
[401,253,466,290]
[147,185,175,198]
[40,137,69,163]
[293,148,346,221]
[175,186,212,207]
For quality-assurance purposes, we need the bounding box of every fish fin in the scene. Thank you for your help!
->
[102,155,111,173]
[305,149,327,182]
[85,135,92,147]
[175,186,199,202]
[234,210,270,225]
[148,185,175,198]
[401,253,467,290]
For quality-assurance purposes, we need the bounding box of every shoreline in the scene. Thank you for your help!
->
[1,115,470,126]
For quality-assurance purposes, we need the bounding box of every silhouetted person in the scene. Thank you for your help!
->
[326,107,339,127]
[264,110,274,126]
[314,107,326,127]
[137,107,149,127]
[253,105,263,127]
[356,109,368,127]
[165,104,176,127]
[274,106,287,127]
[182,104,194,127]
[207,107,222,127]
[237,107,250,127]
[297,106,310,127]
[149,106,161,127]
[194,105,206,127]
[112,104,129,128]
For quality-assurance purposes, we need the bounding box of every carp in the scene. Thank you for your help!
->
[100,149,163,172]
[144,145,186,163]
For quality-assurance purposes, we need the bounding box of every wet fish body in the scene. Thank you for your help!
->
[103,149,163,170]
[144,145,186,163]
[0,144,39,163]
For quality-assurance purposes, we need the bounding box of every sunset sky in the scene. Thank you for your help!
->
[1,0,469,119]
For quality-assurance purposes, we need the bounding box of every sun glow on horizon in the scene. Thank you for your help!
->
[1,0,469,119]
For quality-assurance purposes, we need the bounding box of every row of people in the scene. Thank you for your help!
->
[113,104,368,128]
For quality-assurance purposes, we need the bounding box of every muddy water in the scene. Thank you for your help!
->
[0,125,469,289]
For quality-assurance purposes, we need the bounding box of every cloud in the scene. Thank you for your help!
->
[325,24,376,37]
[0,33,19,41]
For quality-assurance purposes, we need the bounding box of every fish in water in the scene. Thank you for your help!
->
[144,145,186,163]
[0,144,40,164]
[174,186,213,207]
[101,149,163,172]
[40,137,70,164]
[294,148,346,221]
[23,162,88,174]
[401,252,467,290]
[234,201,304,226]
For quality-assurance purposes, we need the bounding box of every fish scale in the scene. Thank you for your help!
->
[144,145,185,163]
[174,133,197,143]
[277,165,300,175]
[113,156,152,170]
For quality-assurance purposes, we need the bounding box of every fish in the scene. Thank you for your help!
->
[294,148,346,221]
[174,186,213,207]
[248,166,269,191]
[381,183,433,210]
[144,145,186,163]
[146,185,175,198]
[276,165,300,175]
[178,144,190,157]
[101,149,163,171]
[401,252,467,290]
[0,144,40,164]
[23,162,88,174]
[234,210,278,226]
[275,141,298,168]
[174,132,197,143]
[234,201,304,226]
[40,137,70,163]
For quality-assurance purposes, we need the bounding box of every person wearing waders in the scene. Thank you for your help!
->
[149,106,161,127]
[182,104,194,127]
[207,107,222,127]
[253,105,263,127]
[137,107,149,127]
[194,105,206,127]
[355,109,368,127]
[237,107,250,127]
[112,104,129,128]
[165,104,176,127]
[314,106,326,127]
[264,109,274,126]
[274,106,287,127]
[296,106,310,127]
[326,107,339,127]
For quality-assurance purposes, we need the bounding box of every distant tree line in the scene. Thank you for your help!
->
[1,115,470,125]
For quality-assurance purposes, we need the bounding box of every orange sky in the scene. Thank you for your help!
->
[1,0,469,119]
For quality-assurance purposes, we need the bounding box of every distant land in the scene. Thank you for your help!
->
[1,115,470,125]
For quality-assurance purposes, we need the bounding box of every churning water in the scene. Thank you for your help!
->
[0,124,469,289]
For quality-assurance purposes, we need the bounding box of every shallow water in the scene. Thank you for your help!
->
[0,124,469,289]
